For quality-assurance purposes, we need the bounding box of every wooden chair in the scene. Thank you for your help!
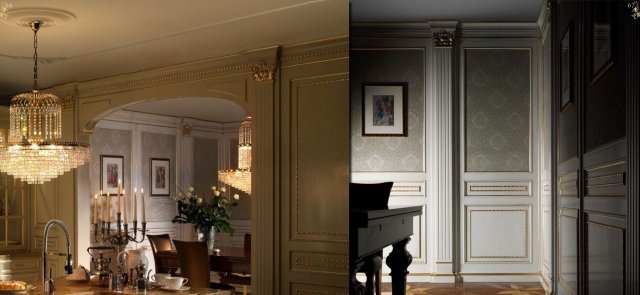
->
[173,240,235,292]
[147,234,177,275]
[220,233,252,295]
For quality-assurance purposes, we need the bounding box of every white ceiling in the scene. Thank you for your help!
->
[351,0,546,23]
[0,0,347,122]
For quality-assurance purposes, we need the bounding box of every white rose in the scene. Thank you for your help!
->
[220,187,226,193]
[197,197,203,204]
[212,186,217,191]
[214,191,220,196]
[233,194,240,200]
[189,187,195,192]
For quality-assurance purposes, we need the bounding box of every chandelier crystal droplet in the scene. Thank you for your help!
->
[0,20,90,184]
[218,119,252,194]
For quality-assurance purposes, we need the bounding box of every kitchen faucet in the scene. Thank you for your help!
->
[43,219,73,295]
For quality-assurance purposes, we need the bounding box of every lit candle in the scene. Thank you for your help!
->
[123,189,127,224]
[141,188,146,222]
[93,194,98,224]
[117,179,121,214]
[133,188,138,221]
[107,193,111,223]
[100,191,104,223]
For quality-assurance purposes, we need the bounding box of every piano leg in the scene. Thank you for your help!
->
[351,261,366,295]
[386,238,412,295]
[362,254,382,295]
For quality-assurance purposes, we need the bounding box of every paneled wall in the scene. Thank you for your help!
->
[351,22,543,283]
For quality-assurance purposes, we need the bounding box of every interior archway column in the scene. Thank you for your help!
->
[244,46,281,294]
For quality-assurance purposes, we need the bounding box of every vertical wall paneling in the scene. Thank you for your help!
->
[280,42,349,293]
[626,4,640,294]
[459,39,540,280]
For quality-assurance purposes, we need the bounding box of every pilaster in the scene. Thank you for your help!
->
[246,46,280,294]
[429,21,458,282]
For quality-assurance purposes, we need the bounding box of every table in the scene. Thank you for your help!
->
[155,246,251,275]
[350,206,422,295]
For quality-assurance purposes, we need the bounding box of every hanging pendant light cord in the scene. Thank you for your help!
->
[31,21,41,90]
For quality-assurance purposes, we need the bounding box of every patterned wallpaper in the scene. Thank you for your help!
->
[141,132,177,222]
[90,128,132,219]
[465,49,531,172]
[351,49,425,172]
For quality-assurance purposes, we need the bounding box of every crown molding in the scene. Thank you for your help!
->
[352,21,541,40]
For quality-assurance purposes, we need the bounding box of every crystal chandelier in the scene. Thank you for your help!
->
[218,119,252,194]
[0,20,90,184]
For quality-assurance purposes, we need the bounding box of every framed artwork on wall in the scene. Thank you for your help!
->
[150,158,170,196]
[362,82,408,136]
[101,155,124,195]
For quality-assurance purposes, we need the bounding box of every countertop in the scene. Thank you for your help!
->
[19,277,230,295]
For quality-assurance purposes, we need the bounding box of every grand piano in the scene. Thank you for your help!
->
[350,182,422,295]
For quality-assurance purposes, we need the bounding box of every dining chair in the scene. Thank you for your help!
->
[220,233,251,295]
[147,234,177,275]
[173,240,235,292]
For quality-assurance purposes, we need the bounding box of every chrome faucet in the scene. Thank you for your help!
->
[43,219,73,295]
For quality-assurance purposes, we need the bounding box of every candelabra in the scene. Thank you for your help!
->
[93,213,147,248]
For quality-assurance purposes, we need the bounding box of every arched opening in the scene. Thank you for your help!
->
[78,96,252,288]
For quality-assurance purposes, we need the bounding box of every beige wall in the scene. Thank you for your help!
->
[27,36,350,294]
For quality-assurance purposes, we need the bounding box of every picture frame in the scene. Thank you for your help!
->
[150,158,170,196]
[100,155,124,195]
[362,82,408,136]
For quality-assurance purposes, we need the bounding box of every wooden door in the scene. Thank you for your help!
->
[553,0,636,294]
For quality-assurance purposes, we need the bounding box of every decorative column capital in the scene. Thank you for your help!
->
[433,31,454,47]
[629,1,640,19]
[251,62,277,82]
[181,123,192,137]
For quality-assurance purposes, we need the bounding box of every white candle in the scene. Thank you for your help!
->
[107,193,111,223]
[93,194,98,224]
[141,188,146,222]
[133,188,138,221]
[117,179,121,214]
[123,189,127,224]
[100,191,104,223]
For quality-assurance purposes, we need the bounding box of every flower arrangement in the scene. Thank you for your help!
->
[171,186,238,236]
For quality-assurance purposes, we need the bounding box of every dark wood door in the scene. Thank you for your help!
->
[553,0,638,294]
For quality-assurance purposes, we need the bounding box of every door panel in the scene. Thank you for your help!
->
[553,0,630,294]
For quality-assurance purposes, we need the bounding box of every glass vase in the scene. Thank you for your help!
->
[196,226,216,253]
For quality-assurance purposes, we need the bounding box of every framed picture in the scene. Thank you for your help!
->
[100,155,124,195]
[150,158,170,196]
[362,83,408,136]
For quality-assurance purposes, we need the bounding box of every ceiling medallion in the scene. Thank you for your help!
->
[0,7,76,28]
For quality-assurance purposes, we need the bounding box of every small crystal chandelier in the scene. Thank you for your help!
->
[0,20,90,184]
[218,118,252,195]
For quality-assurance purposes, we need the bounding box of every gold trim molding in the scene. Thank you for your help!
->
[433,31,454,47]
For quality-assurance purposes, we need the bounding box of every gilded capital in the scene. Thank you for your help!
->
[252,63,277,82]
[181,124,193,137]
[60,94,76,110]
[433,31,454,47]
